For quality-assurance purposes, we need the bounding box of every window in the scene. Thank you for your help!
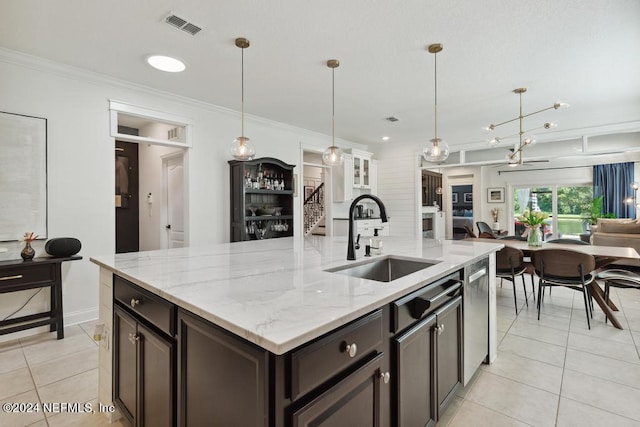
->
[512,185,592,240]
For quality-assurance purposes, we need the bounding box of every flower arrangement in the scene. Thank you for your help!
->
[21,232,39,243]
[491,208,499,223]
[517,210,549,227]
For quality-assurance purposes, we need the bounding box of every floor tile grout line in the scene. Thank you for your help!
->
[562,365,640,392]
[450,396,538,427]
[559,395,640,425]
[554,292,574,427]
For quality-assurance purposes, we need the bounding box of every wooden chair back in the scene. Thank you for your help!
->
[531,249,596,279]
[496,246,524,272]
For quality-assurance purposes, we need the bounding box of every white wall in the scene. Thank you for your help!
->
[0,50,364,339]
[374,149,421,238]
[138,144,185,251]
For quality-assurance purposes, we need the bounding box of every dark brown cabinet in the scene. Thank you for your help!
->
[394,313,437,427]
[176,309,269,427]
[436,297,463,415]
[113,276,176,427]
[229,157,295,242]
[114,306,175,427]
[111,266,468,427]
[393,283,463,426]
[291,353,386,427]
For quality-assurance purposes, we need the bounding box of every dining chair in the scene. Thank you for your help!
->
[596,268,640,323]
[464,225,477,238]
[531,249,595,329]
[476,221,498,238]
[495,246,532,314]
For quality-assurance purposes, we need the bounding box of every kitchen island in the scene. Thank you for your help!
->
[91,236,501,426]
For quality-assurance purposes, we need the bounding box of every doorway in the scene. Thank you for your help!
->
[302,150,330,236]
[163,154,185,248]
[115,141,139,253]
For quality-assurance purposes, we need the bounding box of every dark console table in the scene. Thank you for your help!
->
[0,256,81,339]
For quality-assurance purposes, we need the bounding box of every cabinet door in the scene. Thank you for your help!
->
[177,309,269,427]
[291,353,385,427]
[138,322,175,427]
[114,306,137,426]
[362,158,370,187]
[394,314,437,427]
[435,296,463,415]
[353,156,362,187]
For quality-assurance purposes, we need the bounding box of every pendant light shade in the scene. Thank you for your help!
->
[322,59,344,166]
[423,44,449,163]
[229,37,256,161]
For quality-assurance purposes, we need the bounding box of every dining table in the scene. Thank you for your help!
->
[470,238,640,329]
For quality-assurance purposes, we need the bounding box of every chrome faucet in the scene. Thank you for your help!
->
[347,195,388,260]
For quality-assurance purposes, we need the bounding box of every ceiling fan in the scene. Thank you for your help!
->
[506,147,549,167]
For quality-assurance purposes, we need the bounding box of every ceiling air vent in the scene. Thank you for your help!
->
[385,116,399,122]
[164,12,202,36]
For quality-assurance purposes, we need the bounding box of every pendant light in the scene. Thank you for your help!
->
[322,59,345,166]
[423,43,450,163]
[229,37,256,161]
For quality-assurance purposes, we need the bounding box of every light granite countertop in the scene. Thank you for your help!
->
[90,236,502,355]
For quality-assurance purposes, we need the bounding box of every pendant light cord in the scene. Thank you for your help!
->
[434,50,438,142]
[241,46,245,137]
[332,66,335,148]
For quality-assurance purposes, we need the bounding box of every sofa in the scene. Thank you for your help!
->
[592,218,640,268]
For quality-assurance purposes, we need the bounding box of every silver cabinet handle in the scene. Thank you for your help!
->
[379,371,391,384]
[468,268,487,283]
[436,324,445,335]
[130,298,141,308]
[128,333,139,344]
[344,343,357,358]
[0,275,23,281]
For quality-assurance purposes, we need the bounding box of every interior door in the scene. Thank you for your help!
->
[115,141,139,253]
[165,155,185,248]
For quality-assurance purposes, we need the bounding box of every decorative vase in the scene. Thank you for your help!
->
[527,225,543,247]
[21,241,35,260]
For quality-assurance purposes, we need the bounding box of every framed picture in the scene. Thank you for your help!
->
[0,111,48,241]
[304,186,314,201]
[451,193,458,204]
[463,193,473,203]
[487,187,505,203]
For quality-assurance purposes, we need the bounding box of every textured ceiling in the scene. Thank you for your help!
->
[1,0,639,154]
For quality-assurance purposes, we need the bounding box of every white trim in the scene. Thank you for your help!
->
[109,101,193,148]
[109,100,193,126]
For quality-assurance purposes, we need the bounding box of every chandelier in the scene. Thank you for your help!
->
[487,88,567,165]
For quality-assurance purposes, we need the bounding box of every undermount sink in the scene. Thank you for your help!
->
[325,255,440,283]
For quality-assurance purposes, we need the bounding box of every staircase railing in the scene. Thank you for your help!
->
[303,183,325,235]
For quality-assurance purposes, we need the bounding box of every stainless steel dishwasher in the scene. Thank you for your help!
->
[463,257,489,385]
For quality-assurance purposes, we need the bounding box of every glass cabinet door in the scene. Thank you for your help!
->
[353,157,361,186]
[362,158,370,187]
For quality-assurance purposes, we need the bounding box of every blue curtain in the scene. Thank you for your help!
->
[593,162,635,219]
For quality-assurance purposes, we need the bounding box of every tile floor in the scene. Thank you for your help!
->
[440,280,640,426]
[0,281,639,426]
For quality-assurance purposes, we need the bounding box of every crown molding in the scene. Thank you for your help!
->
[0,47,366,150]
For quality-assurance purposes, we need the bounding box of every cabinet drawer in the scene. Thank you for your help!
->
[114,276,175,336]
[0,264,55,291]
[290,309,383,400]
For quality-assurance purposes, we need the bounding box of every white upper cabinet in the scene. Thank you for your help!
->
[331,150,377,202]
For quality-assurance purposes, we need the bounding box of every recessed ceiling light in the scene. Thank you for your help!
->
[146,55,186,72]
[382,136,390,141]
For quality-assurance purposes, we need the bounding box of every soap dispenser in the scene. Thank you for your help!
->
[370,228,383,255]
